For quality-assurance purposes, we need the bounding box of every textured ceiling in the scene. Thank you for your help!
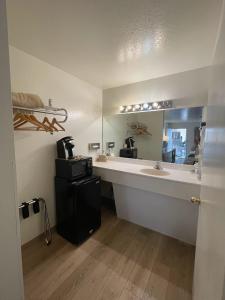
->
[6,0,222,89]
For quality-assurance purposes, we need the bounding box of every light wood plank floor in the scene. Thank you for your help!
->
[22,209,195,300]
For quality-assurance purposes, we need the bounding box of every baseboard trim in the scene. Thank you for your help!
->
[21,226,56,250]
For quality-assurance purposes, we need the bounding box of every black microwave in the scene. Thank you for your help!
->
[55,157,92,180]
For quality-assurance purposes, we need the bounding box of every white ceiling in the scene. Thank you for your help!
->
[7,0,222,89]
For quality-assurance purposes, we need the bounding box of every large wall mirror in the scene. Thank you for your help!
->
[103,106,204,165]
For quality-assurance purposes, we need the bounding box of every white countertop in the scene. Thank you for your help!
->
[94,157,199,244]
[94,158,200,186]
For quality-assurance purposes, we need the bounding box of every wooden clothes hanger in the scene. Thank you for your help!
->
[13,112,26,125]
[40,116,58,132]
[51,117,65,131]
[14,113,36,128]
[13,112,65,132]
[36,116,64,132]
[14,113,51,132]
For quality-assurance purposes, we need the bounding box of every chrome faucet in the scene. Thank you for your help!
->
[154,161,163,170]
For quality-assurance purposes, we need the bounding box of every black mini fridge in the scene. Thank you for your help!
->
[55,175,101,244]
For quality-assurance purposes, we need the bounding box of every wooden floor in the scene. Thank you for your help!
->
[22,209,195,300]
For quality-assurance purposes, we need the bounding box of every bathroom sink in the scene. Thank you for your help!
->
[140,168,170,176]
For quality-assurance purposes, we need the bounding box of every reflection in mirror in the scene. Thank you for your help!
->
[103,106,204,165]
[163,107,203,164]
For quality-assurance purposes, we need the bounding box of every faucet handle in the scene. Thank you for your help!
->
[154,161,162,170]
[154,161,159,169]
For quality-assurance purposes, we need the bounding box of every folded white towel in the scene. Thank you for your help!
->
[12,93,44,109]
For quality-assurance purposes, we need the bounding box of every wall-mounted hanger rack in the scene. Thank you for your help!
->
[13,99,68,123]
[13,99,68,132]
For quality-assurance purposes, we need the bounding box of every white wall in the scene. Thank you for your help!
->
[103,67,210,115]
[0,1,24,298]
[9,46,102,244]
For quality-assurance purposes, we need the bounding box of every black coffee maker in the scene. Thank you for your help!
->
[125,136,135,148]
[120,136,137,159]
[57,136,75,159]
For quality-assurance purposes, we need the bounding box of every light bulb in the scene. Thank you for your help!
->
[135,104,141,110]
[143,103,149,110]
[120,106,125,112]
[152,102,159,109]
[126,105,132,111]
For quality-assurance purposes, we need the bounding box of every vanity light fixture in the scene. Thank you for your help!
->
[119,100,173,114]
